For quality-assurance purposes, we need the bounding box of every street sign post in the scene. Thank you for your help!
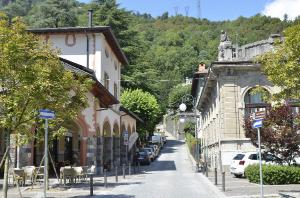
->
[39,109,55,198]
[123,131,129,165]
[254,111,265,120]
[252,118,264,198]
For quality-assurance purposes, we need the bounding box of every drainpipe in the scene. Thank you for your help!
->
[86,9,93,69]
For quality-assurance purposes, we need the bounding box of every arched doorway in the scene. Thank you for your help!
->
[103,121,112,170]
[33,121,83,175]
[113,123,120,167]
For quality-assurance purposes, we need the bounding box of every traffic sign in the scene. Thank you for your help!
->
[123,131,128,145]
[39,109,55,119]
[253,119,263,128]
[254,111,265,120]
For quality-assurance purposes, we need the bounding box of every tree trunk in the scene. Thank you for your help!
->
[2,130,10,198]
[2,149,9,198]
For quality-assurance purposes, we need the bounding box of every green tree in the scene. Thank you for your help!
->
[168,84,192,111]
[258,23,300,101]
[120,89,162,141]
[0,16,91,197]
[26,0,79,28]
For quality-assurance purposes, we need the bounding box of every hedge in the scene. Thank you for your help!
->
[245,164,300,185]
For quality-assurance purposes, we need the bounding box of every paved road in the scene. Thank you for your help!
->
[104,136,225,198]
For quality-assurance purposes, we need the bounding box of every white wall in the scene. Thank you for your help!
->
[44,32,121,99]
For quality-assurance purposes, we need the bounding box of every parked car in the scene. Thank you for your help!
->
[142,147,155,161]
[148,144,159,157]
[230,152,262,177]
[138,151,151,165]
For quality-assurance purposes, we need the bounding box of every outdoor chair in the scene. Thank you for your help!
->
[23,166,36,185]
[35,166,44,183]
[13,169,25,186]
[81,166,89,181]
[73,166,83,183]
[60,167,75,185]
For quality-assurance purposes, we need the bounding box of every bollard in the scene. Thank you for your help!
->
[115,166,118,183]
[222,172,225,192]
[214,168,217,185]
[104,169,107,188]
[129,163,131,175]
[205,162,208,177]
[89,173,93,196]
[122,164,126,179]
[138,162,140,172]
[196,162,200,173]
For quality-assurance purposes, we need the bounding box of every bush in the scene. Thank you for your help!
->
[245,164,300,185]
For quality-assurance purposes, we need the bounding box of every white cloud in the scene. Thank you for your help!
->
[262,0,300,20]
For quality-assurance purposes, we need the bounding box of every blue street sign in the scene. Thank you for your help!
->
[253,119,263,128]
[39,109,55,119]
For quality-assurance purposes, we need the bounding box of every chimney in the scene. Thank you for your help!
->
[88,9,93,28]
[198,63,206,72]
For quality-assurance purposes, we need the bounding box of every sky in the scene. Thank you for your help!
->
[79,0,300,21]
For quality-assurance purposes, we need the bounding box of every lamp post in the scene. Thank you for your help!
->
[179,94,199,172]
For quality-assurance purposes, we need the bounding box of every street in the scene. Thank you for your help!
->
[102,135,225,198]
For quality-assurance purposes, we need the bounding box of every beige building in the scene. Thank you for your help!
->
[192,33,282,170]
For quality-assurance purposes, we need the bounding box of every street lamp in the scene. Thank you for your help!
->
[179,94,199,172]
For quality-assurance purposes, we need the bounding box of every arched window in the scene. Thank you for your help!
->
[113,123,120,137]
[244,88,270,116]
[103,121,111,137]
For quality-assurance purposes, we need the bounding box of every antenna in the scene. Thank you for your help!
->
[185,6,190,17]
[197,0,201,19]
[174,6,178,16]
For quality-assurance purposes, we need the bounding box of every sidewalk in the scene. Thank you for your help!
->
[183,135,300,198]
[206,170,300,198]
[1,169,143,198]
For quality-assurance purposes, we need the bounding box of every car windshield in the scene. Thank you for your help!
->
[233,154,245,160]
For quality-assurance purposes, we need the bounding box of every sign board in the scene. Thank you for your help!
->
[128,132,139,150]
[123,131,128,145]
[253,119,263,128]
[39,109,55,119]
[254,111,265,120]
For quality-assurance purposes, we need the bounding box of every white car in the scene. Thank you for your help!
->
[230,152,261,177]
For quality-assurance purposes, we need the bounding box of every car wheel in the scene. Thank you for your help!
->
[234,174,242,178]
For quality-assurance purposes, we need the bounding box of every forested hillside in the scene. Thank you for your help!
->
[1,0,297,113]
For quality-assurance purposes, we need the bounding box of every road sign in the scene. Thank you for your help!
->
[254,111,265,120]
[39,109,55,119]
[123,131,128,145]
[253,119,263,128]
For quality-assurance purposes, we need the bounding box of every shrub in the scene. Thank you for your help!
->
[245,164,300,185]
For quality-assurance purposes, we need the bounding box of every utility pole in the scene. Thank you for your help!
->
[185,6,190,17]
[174,6,178,16]
[197,0,201,19]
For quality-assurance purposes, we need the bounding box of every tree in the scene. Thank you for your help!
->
[168,84,192,112]
[120,89,162,141]
[244,105,300,165]
[0,16,91,197]
[26,0,79,28]
[258,23,300,101]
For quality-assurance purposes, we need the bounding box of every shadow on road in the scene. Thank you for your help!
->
[70,195,135,198]
[159,139,185,154]
[146,160,176,172]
